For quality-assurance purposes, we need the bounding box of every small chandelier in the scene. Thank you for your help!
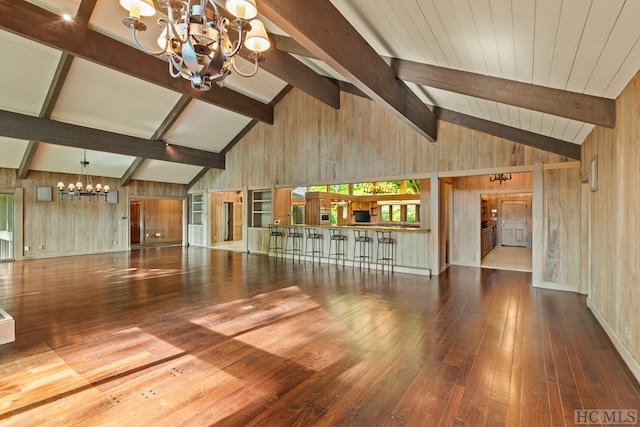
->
[57,150,110,201]
[489,173,512,185]
[120,0,271,91]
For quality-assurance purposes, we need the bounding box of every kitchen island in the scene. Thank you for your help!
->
[247,224,431,276]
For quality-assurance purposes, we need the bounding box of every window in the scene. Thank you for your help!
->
[329,184,349,194]
[191,194,204,225]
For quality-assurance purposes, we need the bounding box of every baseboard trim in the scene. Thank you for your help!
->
[587,299,640,384]
[534,281,578,293]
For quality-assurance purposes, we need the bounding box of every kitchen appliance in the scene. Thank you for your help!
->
[320,207,331,225]
[354,210,371,223]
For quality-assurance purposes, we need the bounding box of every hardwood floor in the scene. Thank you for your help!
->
[0,247,638,426]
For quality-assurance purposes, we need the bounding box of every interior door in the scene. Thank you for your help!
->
[233,203,243,240]
[223,202,233,241]
[0,194,14,261]
[501,200,528,247]
[130,200,141,244]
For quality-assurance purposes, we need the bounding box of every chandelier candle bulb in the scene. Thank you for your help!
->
[226,0,257,19]
[245,19,270,52]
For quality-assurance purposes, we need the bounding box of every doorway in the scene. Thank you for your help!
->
[0,194,14,261]
[480,193,532,272]
[223,202,233,241]
[130,198,184,248]
[211,191,243,251]
[130,200,141,244]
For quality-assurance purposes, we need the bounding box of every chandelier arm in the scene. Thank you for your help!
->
[168,54,193,80]
[206,0,219,16]
[132,24,169,56]
[230,56,259,77]
[165,3,189,45]
[223,22,246,59]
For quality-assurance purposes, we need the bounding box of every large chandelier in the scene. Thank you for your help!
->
[489,173,512,185]
[57,150,110,201]
[120,0,271,90]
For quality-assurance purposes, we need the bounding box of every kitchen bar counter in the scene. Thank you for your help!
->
[247,224,431,275]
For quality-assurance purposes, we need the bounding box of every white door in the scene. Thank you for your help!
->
[501,200,528,247]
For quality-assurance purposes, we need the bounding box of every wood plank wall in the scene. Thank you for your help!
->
[138,198,183,243]
[189,89,580,289]
[542,166,581,289]
[13,170,187,258]
[190,90,570,192]
[581,67,640,379]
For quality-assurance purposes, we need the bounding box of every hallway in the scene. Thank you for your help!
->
[481,246,532,272]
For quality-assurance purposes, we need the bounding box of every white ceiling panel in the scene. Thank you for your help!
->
[89,0,164,50]
[546,0,591,90]
[584,0,640,97]
[222,57,288,103]
[163,101,252,152]
[132,160,202,184]
[30,144,135,178]
[573,124,595,144]
[0,137,29,169]
[25,0,81,17]
[565,0,625,94]
[51,58,183,139]
[0,29,62,116]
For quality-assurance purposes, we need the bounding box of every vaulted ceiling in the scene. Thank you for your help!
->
[1,0,639,186]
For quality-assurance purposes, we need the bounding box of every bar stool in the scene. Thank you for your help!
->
[328,228,347,267]
[304,227,323,264]
[267,225,284,259]
[376,230,395,272]
[286,227,303,264]
[352,229,372,269]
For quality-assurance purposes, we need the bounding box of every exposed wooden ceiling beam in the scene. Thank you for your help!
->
[271,35,615,128]
[122,96,193,186]
[214,9,340,109]
[259,46,340,110]
[258,0,437,141]
[0,110,225,169]
[75,0,98,25]
[120,157,146,187]
[392,60,615,128]
[0,0,273,124]
[187,168,210,190]
[221,85,294,156]
[18,141,40,180]
[335,80,580,159]
[435,108,581,160]
[151,95,193,141]
[270,34,313,58]
[19,52,75,179]
[187,85,295,190]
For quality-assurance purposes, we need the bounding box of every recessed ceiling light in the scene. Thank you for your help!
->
[62,14,73,21]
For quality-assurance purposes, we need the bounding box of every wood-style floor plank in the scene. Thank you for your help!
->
[0,247,639,426]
